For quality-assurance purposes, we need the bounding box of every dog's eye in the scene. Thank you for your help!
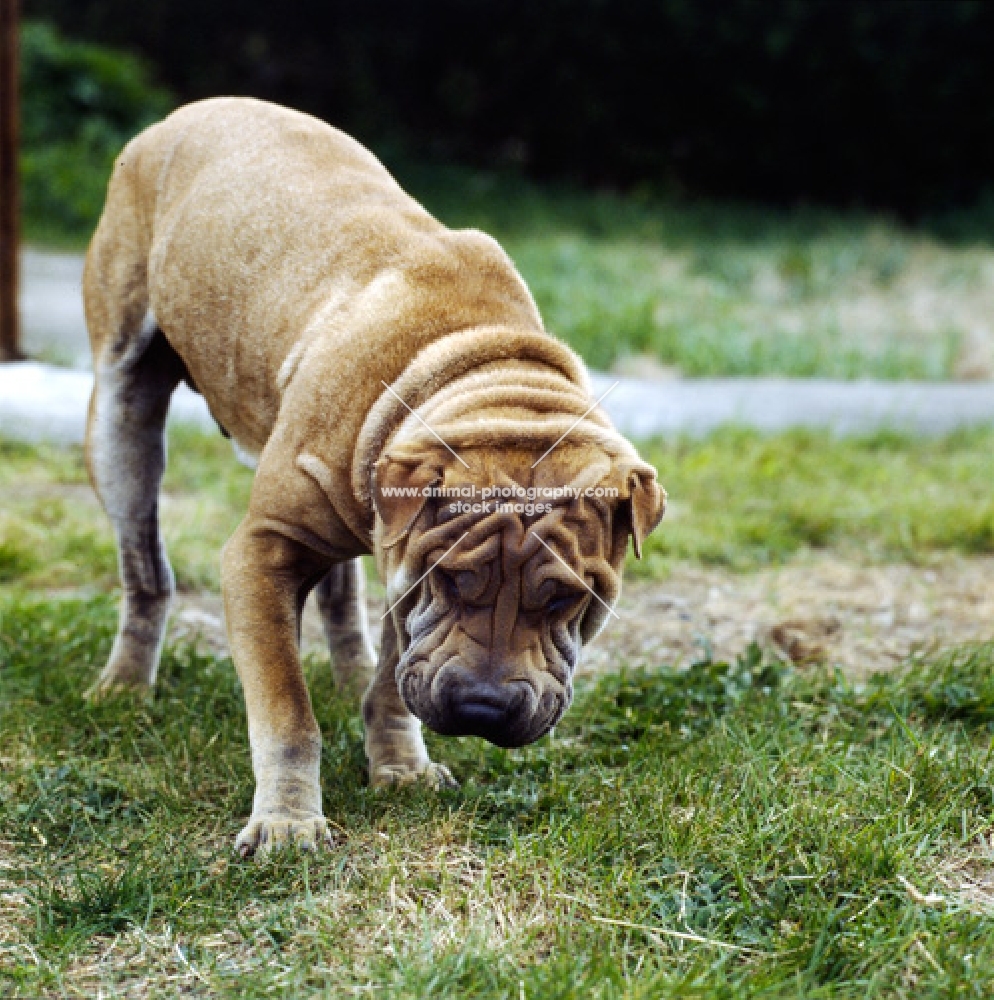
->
[546,591,583,617]
[435,569,461,602]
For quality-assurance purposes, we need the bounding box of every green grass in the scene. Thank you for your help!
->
[2,425,992,598]
[2,421,992,995]
[2,593,994,996]
[637,426,994,574]
[396,167,991,380]
[0,429,253,593]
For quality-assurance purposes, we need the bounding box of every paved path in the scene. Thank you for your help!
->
[589,374,994,438]
[0,363,214,444]
[20,250,90,368]
[3,248,993,445]
[3,362,993,447]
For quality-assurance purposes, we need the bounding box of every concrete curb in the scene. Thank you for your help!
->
[0,362,215,445]
[1,362,993,447]
[589,374,994,438]
[9,248,994,444]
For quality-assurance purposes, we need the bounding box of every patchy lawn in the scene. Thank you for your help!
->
[401,168,994,381]
[2,426,993,596]
[2,428,993,995]
[2,595,994,996]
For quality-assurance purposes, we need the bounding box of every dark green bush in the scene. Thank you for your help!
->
[24,0,994,216]
[20,21,172,243]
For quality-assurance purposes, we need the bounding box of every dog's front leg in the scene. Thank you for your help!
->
[362,621,457,789]
[221,519,331,856]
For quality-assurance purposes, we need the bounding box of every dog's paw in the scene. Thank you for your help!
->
[84,670,153,702]
[234,813,333,858]
[370,761,458,790]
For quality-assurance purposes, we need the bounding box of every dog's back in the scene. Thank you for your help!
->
[85,97,541,451]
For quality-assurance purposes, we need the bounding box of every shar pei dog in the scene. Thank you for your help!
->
[83,98,666,855]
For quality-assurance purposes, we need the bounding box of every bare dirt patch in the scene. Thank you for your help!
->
[586,554,994,678]
[169,554,994,681]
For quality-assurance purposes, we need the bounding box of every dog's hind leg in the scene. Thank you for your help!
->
[83,150,186,694]
[314,559,377,701]
[84,320,186,695]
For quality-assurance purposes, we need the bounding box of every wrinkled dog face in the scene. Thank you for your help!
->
[373,445,665,747]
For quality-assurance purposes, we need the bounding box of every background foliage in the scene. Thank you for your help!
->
[20,21,171,241]
[23,0,994,216]
[17,6,994,376]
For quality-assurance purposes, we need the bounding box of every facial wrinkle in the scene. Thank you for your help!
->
[491,522,522,666]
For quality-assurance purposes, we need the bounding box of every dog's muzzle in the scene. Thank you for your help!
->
[399,661,569,748]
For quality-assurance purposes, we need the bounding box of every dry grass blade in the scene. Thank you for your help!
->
[589,914,774,956]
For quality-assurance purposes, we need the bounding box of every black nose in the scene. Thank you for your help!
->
[455,700,508,730]
[443,685,520,745]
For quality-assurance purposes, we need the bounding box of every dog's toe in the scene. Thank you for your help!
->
[370,761,458,790]
[235,814,332,858]
[423,763,458,789]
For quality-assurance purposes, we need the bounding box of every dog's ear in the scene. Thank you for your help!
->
[373,448,446,548]
[616,459,667,559]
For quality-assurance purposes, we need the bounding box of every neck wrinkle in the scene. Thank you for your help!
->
[417,363,599,430]
[351,325,590,517]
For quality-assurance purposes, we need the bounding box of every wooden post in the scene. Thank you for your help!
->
[0,0,22,362]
